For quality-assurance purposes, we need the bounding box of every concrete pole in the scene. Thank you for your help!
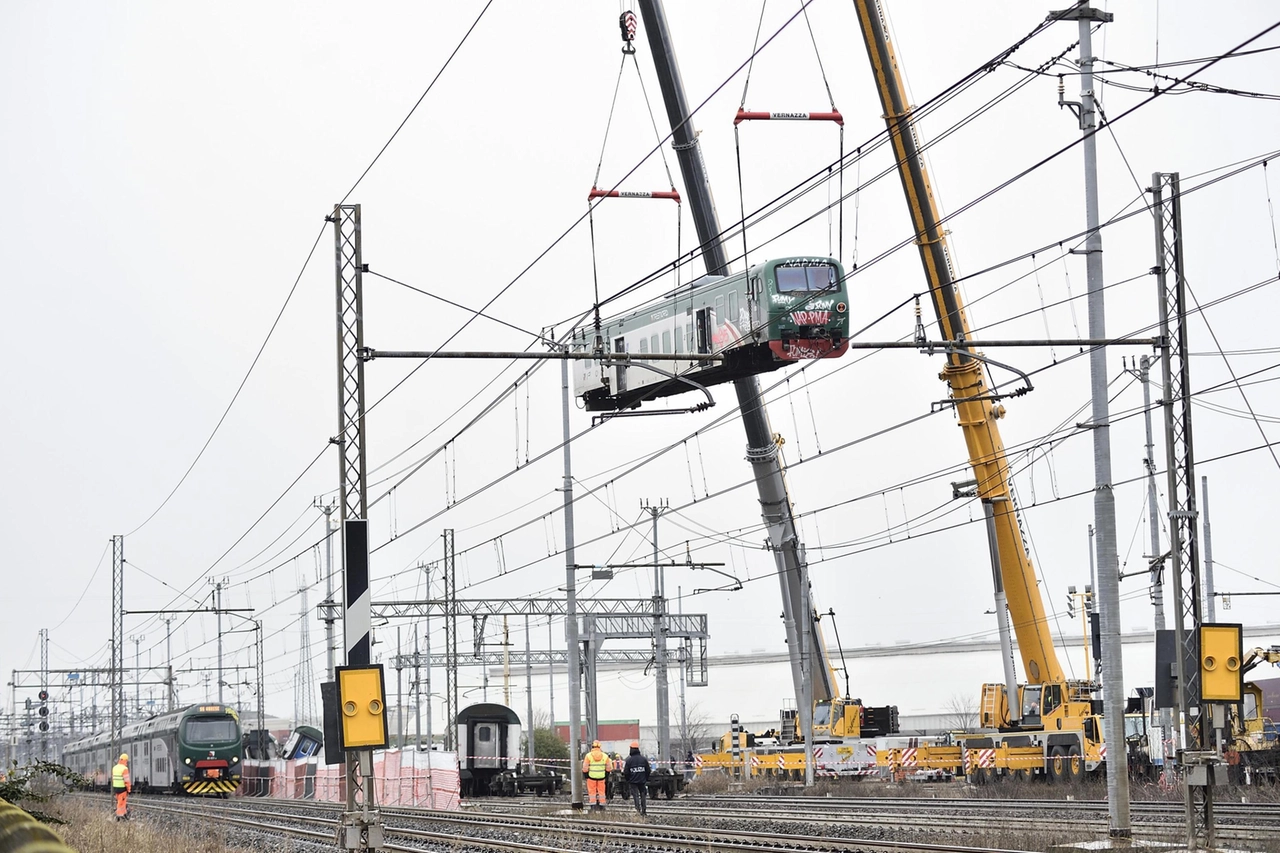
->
[1201,477,1215,622]
[163,616,175,712]
[1139,357,1166,631]
[547,618,555,737]
[562,357,584,809]
[413,631,421,750]
[131,636,144,719]
[425,621,433,752]
[1072,5,1131,832]
[214,581,224,704]
[396,627,403,748]
[678,586,688,758]
[503,618,511,707]
[524,616,534,772]
[647,502,671,768]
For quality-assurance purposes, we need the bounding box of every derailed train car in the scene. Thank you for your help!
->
[456,703,561,797]
[63,703,244,794]
[571,256,850,411]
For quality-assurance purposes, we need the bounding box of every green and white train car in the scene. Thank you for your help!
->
[63,703,244,795]
[572,256,849,411]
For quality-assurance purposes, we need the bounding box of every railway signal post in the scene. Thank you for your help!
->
[332,202,384,851]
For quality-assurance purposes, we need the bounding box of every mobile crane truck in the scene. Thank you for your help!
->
[851,0,1108,783]
[1226,646,1280,784]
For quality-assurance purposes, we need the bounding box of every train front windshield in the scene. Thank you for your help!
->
[776,264,837,293]
[183,717,240,744]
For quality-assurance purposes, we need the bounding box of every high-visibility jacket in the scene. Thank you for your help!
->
[583,748,609,779]
[111,762,131,791]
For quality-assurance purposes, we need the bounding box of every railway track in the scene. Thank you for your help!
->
[466,792,1280,846]
[114,796,1049,853]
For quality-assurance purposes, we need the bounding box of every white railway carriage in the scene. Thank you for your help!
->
[456,703,522,797]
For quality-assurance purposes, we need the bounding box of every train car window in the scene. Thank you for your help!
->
[650,334,659,355]
[729,290,738,324]
[715,295,724,322]
[477,725,492,743]
[638,338,648,354]
[662,331,671,353]
[695,310,710,354]
[182,717,239,743]
[777,264,837,292]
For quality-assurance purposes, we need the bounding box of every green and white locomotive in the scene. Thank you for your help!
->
[63,703,244,795]
[572,256,849,411]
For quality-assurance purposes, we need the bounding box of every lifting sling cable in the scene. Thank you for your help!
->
[588,10,683,353]
[734,0,844,269]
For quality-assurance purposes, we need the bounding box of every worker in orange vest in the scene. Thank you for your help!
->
[581,740,609,811]
[111,753,132,820]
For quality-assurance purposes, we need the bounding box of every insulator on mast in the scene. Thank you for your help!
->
[734,109,844,126]
[588,187,681,203]
[619,10,637,43]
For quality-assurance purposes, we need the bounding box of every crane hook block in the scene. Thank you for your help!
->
[734,108,844,127]
[620,11,637,43]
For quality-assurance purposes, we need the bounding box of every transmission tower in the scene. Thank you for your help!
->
[294,575,318,726]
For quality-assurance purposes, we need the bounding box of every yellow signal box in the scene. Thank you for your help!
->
[1199,624,1243,703]
[336,664,390,750]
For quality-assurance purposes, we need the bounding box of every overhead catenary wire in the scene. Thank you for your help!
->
[94,18,1280,691]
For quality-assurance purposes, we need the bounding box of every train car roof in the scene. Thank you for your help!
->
[455,702,520,725]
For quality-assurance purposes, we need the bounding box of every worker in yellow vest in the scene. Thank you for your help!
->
[111,753,132,820]
[581,740,609,811]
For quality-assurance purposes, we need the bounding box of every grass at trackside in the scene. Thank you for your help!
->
[49,796,257,853]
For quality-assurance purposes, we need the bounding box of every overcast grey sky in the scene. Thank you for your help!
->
[4,1,1280,731]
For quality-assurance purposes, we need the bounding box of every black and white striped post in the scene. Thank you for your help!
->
[332,203,383,851]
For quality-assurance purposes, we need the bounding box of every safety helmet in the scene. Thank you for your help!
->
[591,740,601,748]
[119,753,129,762]
[629,740,639,749]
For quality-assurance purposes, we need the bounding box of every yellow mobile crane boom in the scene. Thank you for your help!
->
[854,1,1108,783]
[851,0,1061,687]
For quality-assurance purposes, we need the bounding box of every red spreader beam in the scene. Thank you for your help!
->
[734,109,844,126]
[588,188,682,203]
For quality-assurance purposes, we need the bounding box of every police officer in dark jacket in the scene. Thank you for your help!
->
[623,740,651,815]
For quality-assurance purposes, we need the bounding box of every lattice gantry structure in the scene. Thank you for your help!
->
[110,535,125,754]
[333,204,368,525]
[1153,172,1214,847]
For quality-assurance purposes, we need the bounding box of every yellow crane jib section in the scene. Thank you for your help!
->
[1200,624,1244,703]
[0,800,77,853]
[336,664,390,750]
[853,0,1063,686]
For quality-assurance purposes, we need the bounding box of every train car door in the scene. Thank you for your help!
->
[695,308,711,354]
[470,720,503,769]
[614,336,627,393]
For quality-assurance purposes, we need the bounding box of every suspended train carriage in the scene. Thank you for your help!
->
[571,256,850,412]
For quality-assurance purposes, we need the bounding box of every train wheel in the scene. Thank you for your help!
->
[1066,746,1084,783]
[1048,747,1067,783]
